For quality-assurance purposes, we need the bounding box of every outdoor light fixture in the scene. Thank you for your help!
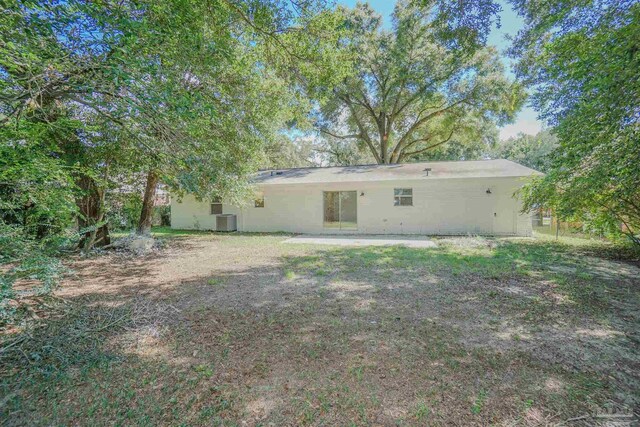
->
[486,188,492,194]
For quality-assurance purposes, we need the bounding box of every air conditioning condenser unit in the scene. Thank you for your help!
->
[216,214,237,232]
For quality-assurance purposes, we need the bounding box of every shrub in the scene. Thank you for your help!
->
[0,222,67,326]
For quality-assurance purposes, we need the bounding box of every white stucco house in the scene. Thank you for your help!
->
[171,159,541,236]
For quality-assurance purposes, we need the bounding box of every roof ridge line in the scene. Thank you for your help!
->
[258,158,506,172]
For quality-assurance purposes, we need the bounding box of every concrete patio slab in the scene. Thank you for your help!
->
[283,235,438,248]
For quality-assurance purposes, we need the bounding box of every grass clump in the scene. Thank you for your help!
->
[207,277,223,287]
[471,390,487,414]
[413,402,430,420]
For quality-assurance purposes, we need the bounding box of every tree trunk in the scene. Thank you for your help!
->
[77,175,110,251]
[137,170,159,235]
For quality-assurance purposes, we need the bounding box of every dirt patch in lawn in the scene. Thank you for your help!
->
[2,234,639,426]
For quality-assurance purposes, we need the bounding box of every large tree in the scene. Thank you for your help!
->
[1,0,347,242]
[313,0,524,164]
[510,0,640,244]
[489,130,557,173]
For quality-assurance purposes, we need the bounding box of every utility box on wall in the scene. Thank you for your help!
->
[216,214,237,232]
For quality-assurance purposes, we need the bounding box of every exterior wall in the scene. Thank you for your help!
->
[170,195,240,230]
[171,177,533,236]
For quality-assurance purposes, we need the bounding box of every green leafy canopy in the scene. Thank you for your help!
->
[311,0,524,165]
[510,0,640,244]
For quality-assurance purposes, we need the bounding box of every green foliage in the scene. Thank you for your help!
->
[0,124,78,238]
[313,1,524,164]
[510,0,640,244]
[489,130,557,173]
[1,0,350,321]
[1,0,348,251]
[106,192,144,232]
[0,222,67,325]
[0,125,75,323]
[154,205,171,227]
[261,136,319,169]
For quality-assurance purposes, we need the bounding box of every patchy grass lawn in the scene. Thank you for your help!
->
[110,225,213,239]
[1,231,639,426]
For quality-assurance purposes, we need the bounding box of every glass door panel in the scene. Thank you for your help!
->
[323,191,340,228]
[339,191,357,229]
[323,191,357,229]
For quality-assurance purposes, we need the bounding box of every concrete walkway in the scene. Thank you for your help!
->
[283,235,438,248]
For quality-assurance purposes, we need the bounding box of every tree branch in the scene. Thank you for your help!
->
[340,95,382,164]
[319,128,361,140]
[392,67,461,120]
[220,0,310,63]
[391,135,435,162]
[400,128,456,159]
[390,99,462,160]
[68,96,124,126]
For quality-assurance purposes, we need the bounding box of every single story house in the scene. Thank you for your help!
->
[171,159,541,236]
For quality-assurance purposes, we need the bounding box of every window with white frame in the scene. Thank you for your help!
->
[394,188,413,206]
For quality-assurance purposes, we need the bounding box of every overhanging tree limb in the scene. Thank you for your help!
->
[319,128,361,139]
[400,128,456,158]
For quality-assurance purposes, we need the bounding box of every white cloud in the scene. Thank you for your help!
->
[499,119,543,140]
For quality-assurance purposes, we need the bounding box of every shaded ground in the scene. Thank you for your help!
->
[283,235,438,248]
[1,232,639,426]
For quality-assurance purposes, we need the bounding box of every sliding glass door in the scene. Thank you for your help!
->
[323,191,357,229]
